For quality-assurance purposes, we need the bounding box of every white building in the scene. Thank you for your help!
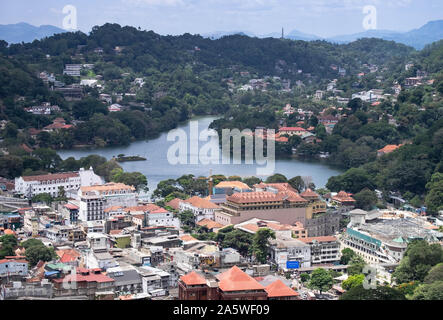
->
[63,64,82,77]
[269,236,311,270]
[77,183,137,222]
[87,232,110,250]
[0,259,28,277]
[15,168,103,198]
[85,249,118,270]
[82,221,105,234]
[44,225,73,244]
[125,204,180,229]
[179,196,220,223]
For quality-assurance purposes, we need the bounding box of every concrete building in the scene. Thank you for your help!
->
[52,268,115,298]
[106,266,143,295]
[235,218,307,239]
[63,64,82,77]
[78,183,137,222]
[213,181,253,195]
[0,259,28,278]
[179,196,221,222]
[278,127,307,137]
[44,225,73,244]
[138,266,172,294]
[178,266,289,300]
[341,217,443,264]
[298,236,340,265]
[124,204,179,229]
[15,168,103,198]
[215,185,327,230]
[269,235,311,270]
[216,191,308,226]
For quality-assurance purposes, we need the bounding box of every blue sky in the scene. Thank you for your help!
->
[0,0,442,37]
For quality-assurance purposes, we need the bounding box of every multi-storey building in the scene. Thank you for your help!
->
[52,268,115,299]
[124,204,179,228]
[298,236,340,265]
[79,192,105,221]
[278,127,307,137]
[78,183,137,222]
[269,235,311,269]
[63,64,82,77]
[179,266,297,300]
[215,191,308,226]
[15,168,103,198]
[340,217,443,264]
[179,196,221,222]
[215,185,328,231]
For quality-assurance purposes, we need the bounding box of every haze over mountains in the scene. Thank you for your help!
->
[1,20,442,50]
[204,20,443,50]
[0,22,65,44]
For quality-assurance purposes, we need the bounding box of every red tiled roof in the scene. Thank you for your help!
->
[254,183,297,193]
[124,204,160,213]
[150,208,169,214]
[81,183,135,193]
[64,203,79,210]
[4,229,16,235]
[183,196,220,209]
[0,259,28,264]
[265,280,299,298]
[300,188,319,199]
[165,198,182,210]
[279,127,307,132]
[197,219,224,230]
[180,234,198,242]
[378,144,402,154]
[227,191,308,204]
[57,249,81,263]
[53,271,114,284]
[104,206,123,213]
[22,172,79,182]
[216,266,265,292]
[215,181,252,190]
[180,271,207,286]
[332,191,355,203]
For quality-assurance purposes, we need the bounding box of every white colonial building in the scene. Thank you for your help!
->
[15,168,103,198]
[78,183,137,222]
[179,196,220,222]
[124,204,179,229]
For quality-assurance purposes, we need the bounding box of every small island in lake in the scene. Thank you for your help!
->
[114,154,147,162]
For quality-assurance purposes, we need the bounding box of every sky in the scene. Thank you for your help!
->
[0,0,442,37]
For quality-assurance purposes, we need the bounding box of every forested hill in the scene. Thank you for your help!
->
[5,23,415,80]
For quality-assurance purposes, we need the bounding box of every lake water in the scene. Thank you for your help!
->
[57,116,343,195]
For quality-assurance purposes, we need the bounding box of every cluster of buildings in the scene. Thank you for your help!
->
[63,64,94,77]
[3,148,442,301]
[25,103,61,116]
[341,208,443,264]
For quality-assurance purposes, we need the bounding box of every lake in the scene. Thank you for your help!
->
[57,116,343,196]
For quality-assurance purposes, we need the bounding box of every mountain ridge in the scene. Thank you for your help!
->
[2,20,442,49]
[0,22,66,44]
